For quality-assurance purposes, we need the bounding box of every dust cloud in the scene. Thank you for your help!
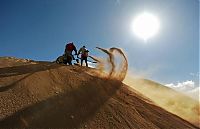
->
[124,76,200,127]
[92,47,128,81]
[88,56,104,73]
[90,47,199,127]
[109,47,128,81]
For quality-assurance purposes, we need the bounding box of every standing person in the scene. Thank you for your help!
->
[64,42,77,65]
[78,46,89,67]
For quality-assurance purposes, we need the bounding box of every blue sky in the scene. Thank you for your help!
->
[0,0,199,87]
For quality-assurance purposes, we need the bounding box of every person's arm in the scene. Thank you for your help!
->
[78,48,82,55]
[73,45,78,55]
[64,45,67,53]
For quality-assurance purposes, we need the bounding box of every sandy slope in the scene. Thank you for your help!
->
[124,77,200,127]
[0,57,198,128]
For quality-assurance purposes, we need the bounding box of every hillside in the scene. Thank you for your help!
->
[124,77,200,127]
[0,57,198,128]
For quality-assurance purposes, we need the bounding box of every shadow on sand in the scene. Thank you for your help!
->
[0,68,122,128]
[0,63,61,92]
[0,63,60,77]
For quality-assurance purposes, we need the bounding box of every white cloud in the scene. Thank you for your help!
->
[165,80,199,101]
[165,80,195,91]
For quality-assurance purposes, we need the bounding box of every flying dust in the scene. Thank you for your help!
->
[89,47,199,127]
[124,76,200,127]
[90,47,128,81]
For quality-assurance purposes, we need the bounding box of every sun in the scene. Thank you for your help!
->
[132,12,160,41]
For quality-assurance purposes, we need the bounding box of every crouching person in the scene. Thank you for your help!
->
[64,42,77,65]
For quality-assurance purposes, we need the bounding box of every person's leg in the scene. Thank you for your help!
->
[85,57,88,67]
[66,55,72,65]
[63,55,67,64]
[81,58,83,66]
[68,56,72,65]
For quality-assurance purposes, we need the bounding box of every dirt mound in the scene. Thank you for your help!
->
[0,57,198,128]
[124,77,200,127]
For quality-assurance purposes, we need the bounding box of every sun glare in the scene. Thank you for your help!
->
[132,12,160,41]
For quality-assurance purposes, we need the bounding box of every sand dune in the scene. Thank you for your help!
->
[124,77,200,127]
[0,57,198,128]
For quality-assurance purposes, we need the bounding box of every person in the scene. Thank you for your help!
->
[78,46,89,67]
[64,42,77,65]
